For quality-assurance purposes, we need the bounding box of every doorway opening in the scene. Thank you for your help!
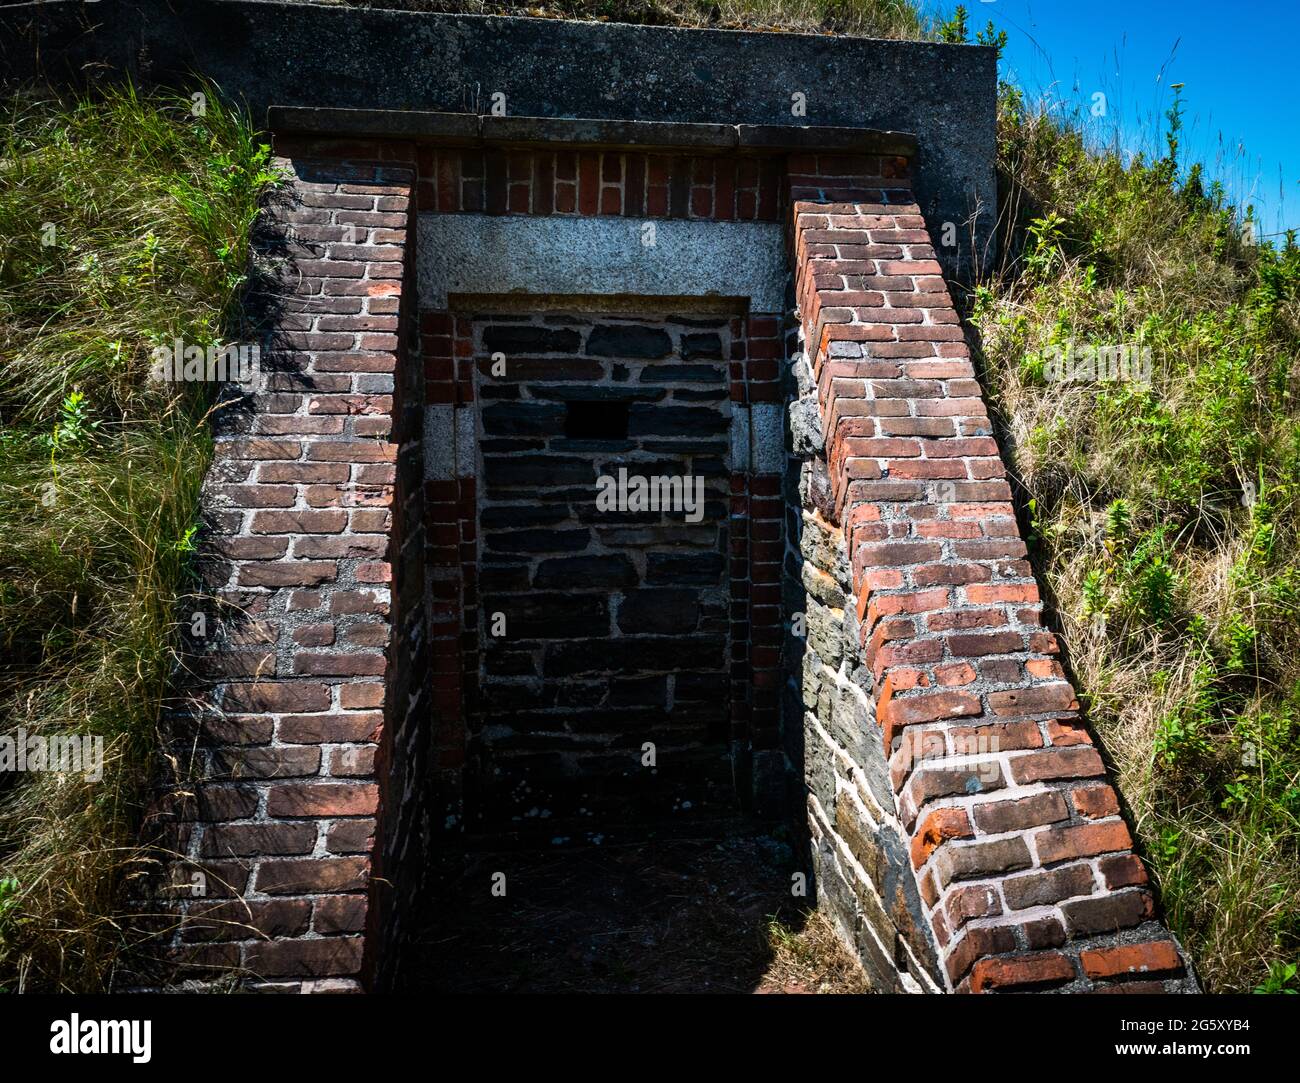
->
[467,309,736,834]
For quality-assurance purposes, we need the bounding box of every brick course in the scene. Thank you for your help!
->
[140,159,417,992]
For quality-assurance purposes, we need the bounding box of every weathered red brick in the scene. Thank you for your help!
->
[1035,820,1133,864]
[971,791,1069,835]
[340,683,386,709]
[933,836,1030,886]
[945,883,1001,926]
[987,683,1079,716]
[1072,785,1120,819]
[944,924,1018,983]
[293,652,387,677]
[243,935,365,978]
[237,561,337,587]
[910,806,973,868]
[1002,863,1096,910]
[1080,941,1183,980]
[221,682,330,713]
[1061,890,1153,935]
[267,783,379,818]
[181,899,312,942]
[1009,746,1105,784]
[313,895,369,935]
[199,823,317,858]
[1098,853,1149,890]
[969,952,1075,992]
[254,857,370,895]
[278,711,382,744]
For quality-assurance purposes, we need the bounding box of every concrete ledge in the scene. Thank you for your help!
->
[418,213,787,310]
[0,0,995,271]
[269,106,919,156]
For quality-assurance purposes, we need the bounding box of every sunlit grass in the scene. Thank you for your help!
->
[0,82,280,991]
[973,85,1300,992]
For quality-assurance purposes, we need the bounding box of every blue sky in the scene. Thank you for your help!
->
[945,0,1299,237]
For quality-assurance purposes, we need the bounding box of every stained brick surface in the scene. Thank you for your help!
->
[140,160,415,992]
[467,312,734,826]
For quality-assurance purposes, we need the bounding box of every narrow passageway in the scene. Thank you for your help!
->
[392,306,851,994]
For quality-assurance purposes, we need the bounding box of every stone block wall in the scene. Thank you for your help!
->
[412,147,804,836]
[469,310,734,829]
[791,485,944,991]
[784,160,1200,993]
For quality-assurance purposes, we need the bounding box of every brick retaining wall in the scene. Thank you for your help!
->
[786,160,1199,993]
[142,160,418,991]
[142,138,1195,994]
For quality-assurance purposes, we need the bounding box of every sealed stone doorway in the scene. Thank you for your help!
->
[467,309,735,834]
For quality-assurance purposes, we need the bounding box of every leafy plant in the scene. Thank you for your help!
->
[974,75,1300,990]
[1254,960,1299,994]
[46,390,98,455]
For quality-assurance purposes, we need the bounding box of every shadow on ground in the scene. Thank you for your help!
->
[398,828,839,993]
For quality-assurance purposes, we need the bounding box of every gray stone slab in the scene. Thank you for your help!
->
[423,404,454,481]
[270,107,481,140]
[418,213,787,311]
[737,123,916,155]
[750,402,787,473]
[267,107,918,156]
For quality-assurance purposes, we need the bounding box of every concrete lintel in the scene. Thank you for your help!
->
[269,106,918,156]
[270,107,480,141]
[419,214,788,312]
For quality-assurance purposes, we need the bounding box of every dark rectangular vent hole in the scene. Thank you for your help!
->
[565,400,629,440]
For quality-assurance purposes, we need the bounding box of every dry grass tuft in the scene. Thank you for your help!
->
[759,909,872,993]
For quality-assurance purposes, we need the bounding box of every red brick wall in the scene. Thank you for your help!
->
[147,139,805,989]
[415,146,787,220]
[144,135,1189,995]
[406,147,803,833]
[141,160,415,991]
[788,162,1198,993]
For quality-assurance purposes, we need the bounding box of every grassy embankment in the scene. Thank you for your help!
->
[0,84,278,991]
[971,79,1300,992]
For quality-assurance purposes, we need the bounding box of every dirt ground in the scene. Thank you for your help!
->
[398,828,869,994]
